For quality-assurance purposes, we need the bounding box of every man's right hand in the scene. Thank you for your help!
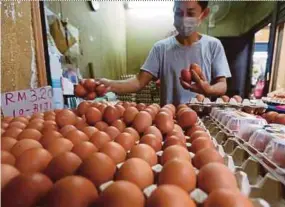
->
[97,78,113,92]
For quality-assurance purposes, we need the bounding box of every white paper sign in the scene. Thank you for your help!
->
[1,86,53,117]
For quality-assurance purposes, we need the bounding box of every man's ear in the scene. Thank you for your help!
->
[201,8,210,20]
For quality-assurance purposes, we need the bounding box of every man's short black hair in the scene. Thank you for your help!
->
[174,1,209,11]
[198,1,209,11]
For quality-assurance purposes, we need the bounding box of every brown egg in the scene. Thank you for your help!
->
[136,103,146,111]
[115,132,136,152]
[66,130,89,145]
[275,114,285,125]
[140,134,162,152]
[115,104,126,117]
[94,121,109,131]
[196,94,205,102]
[42,121,58,133]
[44,152,82,181]
[86,92,97,100]
[123,106,139,125]
[155,112,174,135]
[133,111,152,133]
[111,119,126,132]
[26,122,44,131]
[159,108,173,118]
[97,103,108,114]
[16,148,52,173]
[163,137,187,150]
[146,184,196,207]
[80,152,116,186]
[40,130,63,148]
[44,114,56,121]
[74,84,88,97]
[158,159,196,192]
[144,126,163,142]
[124,127,140,141]
[60,125,77,137]
[46,138,74,157]
[144,107,157,120]
[29,117,45,123]
[221,95,230,103]
[12,116,29,125]
[55,109,77,128]
[193,148,223,169]
[17,129,42,141]
[185,125,205,137]
[100,142,127,164]
[198,162,238,193]
[95,181,145,207]
[1,151,16,165]
[11,139,43,157]
[3,116,13,123]
[122,102,131,109]
[189,130,210,143]
[2,173,53,207]
[164,104,176,115]
[161,145,191,165]
[72,141,98,160]
[166,131,185,143]
[104,126,121,140]
[190,137,214,153]
[128,144,157,166]
[204,188,254,207]
[47,176,98,207]
[1,164,20,189]
[9,121,27,129]
[74,118,89,130]
[1,121,9,129]
[1,137,17,151]
[96,84,107,96]
[81,126,98,138]
[90,131,112,149]
[84,79,96,91]
[116,158,154,189]
[77,101,91,116]
[103,106,120,125]
[177,107,189,118]
[2,127,23,139]
[85,107,102,125]
[233,95,242,103]
[178,109,197,129]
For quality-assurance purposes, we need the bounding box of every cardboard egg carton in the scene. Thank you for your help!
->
[201,117,285,207]
[97,145,270,207]
[189,98,267,115]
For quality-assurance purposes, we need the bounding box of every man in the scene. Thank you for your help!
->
[100,1,231,106]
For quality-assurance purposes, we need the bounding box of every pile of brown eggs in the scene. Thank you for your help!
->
[74,79,108,100]
[261,111,285,125]
[1,101,254,207]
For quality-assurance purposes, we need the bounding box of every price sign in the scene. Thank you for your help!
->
[1,86,54,117]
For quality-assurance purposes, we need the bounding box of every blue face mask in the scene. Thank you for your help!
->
[174,16,199,37]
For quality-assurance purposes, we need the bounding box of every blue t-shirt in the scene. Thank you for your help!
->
[141,34,231,106]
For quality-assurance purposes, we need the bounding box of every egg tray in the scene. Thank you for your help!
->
[188,103,267,116]
[202,117,285,207]
[94,133,269,207]
[204,116,285,176]
[88,118,268,207]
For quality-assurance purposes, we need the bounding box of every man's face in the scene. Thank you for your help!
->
[174,1,209,21]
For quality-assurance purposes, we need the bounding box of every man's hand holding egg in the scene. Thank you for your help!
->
[180,63,213,96]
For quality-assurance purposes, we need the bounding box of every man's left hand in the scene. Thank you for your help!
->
[180,70,212,96]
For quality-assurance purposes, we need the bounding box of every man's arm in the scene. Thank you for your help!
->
[99,71,153,94]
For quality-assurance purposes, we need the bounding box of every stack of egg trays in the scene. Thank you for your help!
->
[117,74,137,102]
[203,116,285,207]
[96,118,271,207]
